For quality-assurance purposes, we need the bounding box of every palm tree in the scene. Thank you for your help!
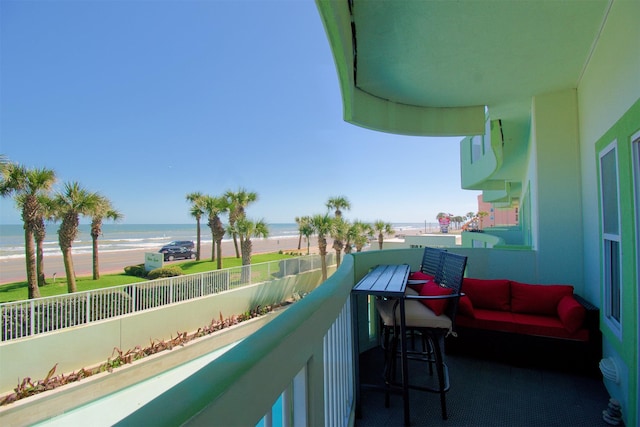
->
[477,211,489,230]
[228,217,269,283]
[186,192,205,261]
[0,154,9,171]
[347,220,373,253]
[229,217,269,265]
[295,216,310,250]
[299,217,314,255]
[33,194,55,287]
[90,196,122,280]
[373,220,394,250]
[326,195,351,218]
[51,182,102,293]
[203,195,228,269]
[295,215,307,251]
[331,217,349,267]
[0,164,56,298]
[225,188,258,258]
[310,213,334,281]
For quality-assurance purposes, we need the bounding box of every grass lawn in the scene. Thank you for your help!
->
[0,252,296,303]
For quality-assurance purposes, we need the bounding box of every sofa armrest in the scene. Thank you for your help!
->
[573,294,600,332]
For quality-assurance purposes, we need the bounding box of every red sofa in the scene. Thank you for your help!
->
[446,278,601,375]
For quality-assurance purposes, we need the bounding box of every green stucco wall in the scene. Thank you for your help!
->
[577,0,640,424]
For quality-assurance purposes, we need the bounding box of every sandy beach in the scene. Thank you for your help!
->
[0,236,318,285]
[0,226,442,285]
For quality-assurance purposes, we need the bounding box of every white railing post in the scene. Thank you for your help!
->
[30,300,35,337]
[86,292,91,324]
[293,365,308,427]
[131,284,137,313]
[282,385,292,427]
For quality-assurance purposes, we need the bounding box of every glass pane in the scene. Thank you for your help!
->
[605,239,621,322]
[601,148,619,235]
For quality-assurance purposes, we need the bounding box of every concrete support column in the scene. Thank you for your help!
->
[531,89,585,289]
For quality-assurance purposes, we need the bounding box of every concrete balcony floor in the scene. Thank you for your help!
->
[356,347,617,427]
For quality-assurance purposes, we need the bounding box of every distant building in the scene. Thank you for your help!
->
[477,194,518,227]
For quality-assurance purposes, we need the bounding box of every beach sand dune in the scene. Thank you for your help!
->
[0,236,318,285]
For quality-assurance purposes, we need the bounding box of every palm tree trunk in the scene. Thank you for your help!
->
[320,254,327,281]
[24,227,40,299]
[240,238,251,283]
[62,248,77,293]
[34,217,46,287]
[92,235,100,280]
[216,240,223,270]
[36,239,45,287]
[196,219,201,261]
[298,233,302,250]
[318,236,327,281]
[232,233,240,258]
[209,228,216,262]
[333,240,343,267]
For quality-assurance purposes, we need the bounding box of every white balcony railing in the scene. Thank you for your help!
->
[1,254,334,342]
[111,252,370,427]
[112,250,428,426]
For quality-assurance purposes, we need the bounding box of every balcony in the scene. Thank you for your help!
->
[1,249,609,426]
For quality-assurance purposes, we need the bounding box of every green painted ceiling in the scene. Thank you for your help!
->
[352,0,611,125]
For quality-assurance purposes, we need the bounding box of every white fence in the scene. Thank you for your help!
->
[1,254,335,342]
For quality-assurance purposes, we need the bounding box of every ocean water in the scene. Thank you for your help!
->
[0,222,431,261]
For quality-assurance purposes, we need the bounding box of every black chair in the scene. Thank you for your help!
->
[376,251,468,420]
[416,246,447,278]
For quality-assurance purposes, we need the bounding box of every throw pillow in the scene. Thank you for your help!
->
[418,282,453,316]
[557,295,586,333]
[457,295,475,318]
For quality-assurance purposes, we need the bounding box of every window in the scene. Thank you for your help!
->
[599,142,622,328]
[470,135,483,163]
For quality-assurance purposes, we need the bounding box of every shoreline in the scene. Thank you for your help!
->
[0,236,316,285]
[0,227,442,285]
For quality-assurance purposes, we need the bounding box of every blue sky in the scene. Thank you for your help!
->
[0,0,479,225]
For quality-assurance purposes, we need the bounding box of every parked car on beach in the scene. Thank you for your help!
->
[159,241,196,261]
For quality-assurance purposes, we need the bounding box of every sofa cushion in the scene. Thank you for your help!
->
[511,313,589,341]
[510,282,574,315]
[456,309,516,332]
[557,295,587,333]
[376,298,452,330]
[418,282,453,316]
[462,278,511,311]
[457,295,475,318]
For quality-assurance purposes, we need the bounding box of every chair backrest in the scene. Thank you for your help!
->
[420,247,446,276]
[435,252,468,322]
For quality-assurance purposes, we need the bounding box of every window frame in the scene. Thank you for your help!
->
[599,140,622,337]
